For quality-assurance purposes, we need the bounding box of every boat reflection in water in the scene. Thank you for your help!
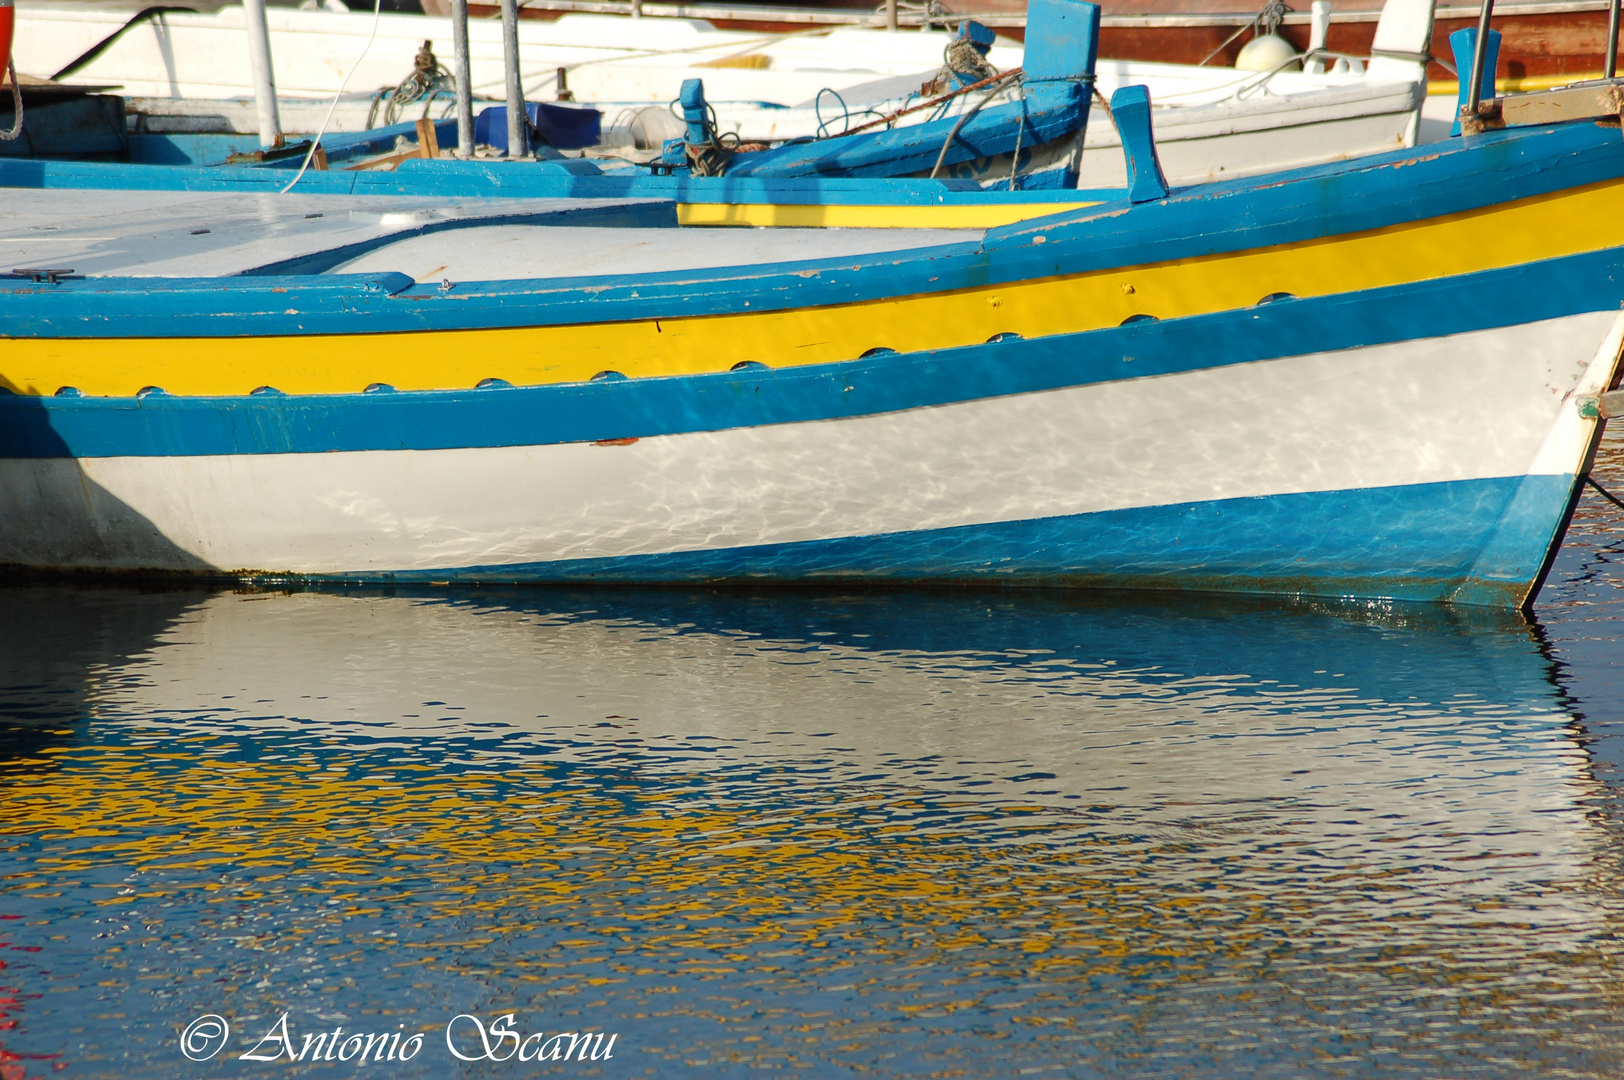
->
[1,586,1622,1077]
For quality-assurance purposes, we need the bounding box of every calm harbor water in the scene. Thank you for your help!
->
[2,434,1623,1079]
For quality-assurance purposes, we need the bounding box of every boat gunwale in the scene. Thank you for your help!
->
[0,120,1620,342]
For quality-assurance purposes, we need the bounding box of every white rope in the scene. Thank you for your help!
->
[0,60,23,141]
[1007,81,1023,191]
[280,0,385,194]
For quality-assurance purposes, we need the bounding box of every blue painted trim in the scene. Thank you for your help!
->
[313,475,1569,607]
[1109,84,1168,203]
[1021,0,1102,83]
[680,79,711,151]
[6,244,1621,459]
[1,120,1621,340]
[124,133,274,168]
[1450,27,1501,138]
[728,80,1086,179]
[119,121,466,171]
[0,155,1102,201]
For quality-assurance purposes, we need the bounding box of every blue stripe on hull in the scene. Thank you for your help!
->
[7,246,1622,459]
[328,476,1572,608]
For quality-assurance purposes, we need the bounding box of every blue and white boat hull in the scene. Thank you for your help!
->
[0,273,1615,607]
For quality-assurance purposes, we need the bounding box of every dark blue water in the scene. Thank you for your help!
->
[1,433,1622,1079]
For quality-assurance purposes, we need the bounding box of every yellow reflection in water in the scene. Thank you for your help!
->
[8,728,1618,1028]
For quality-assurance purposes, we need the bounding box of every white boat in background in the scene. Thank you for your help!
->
[13,0,1432,189]
[713,0,1433,186]
[16,1,1016,129]
[716,51,1430,188]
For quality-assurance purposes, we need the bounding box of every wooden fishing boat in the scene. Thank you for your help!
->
[0,75,1621,606]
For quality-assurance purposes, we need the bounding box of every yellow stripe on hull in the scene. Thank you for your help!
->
[676,201,1101,229]
[1429,73,1606,95]
[6,178,1624,398]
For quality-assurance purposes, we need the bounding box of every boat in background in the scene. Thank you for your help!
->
[3,0,1434,201]
[17,0,1022,130]
[1084,0,1624,83]
[0,0,1102,191]
[682,0,1432,189]
[443,0,1624,84]
[39,0,1619,90]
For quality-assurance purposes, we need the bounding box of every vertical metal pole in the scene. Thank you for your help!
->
[450,0,474,157]
[1465,0,1495,119]
[1305,0,1330,74]
[1607,0,1620,79]
[242,0,283,149]
[630,0,642,18]
[886,0,897,31]
[499,0,527,157]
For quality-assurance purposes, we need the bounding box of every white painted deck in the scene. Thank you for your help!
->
[0,189,975,279]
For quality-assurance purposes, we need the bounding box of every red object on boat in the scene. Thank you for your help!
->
[0,0,13,79]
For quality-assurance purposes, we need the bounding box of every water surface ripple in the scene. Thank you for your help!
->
[2,436,1623,1078]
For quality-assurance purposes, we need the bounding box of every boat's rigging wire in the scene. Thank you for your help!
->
[1198,0,1290,66]
[840,65,1019,140]
[1007,79,1024,190]
[280,0,385,193]
[927,76,1007,178]
[50,6,194,80]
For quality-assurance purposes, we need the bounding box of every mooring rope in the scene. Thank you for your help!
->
[842,66,1020,141]
[0,60,22,141]
[1587,474,1624,511]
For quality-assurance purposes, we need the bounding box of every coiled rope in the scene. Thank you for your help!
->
[367,39,457,129]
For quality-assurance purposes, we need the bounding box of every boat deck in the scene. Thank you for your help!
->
[328,223,980,283]
[0,189,977,280]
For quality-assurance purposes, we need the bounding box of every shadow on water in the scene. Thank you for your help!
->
[0,585,208,756]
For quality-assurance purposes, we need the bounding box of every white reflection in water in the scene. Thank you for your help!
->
[0,575,1621,1078]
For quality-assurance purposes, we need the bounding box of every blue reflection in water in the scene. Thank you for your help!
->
[0,436,1621,1079]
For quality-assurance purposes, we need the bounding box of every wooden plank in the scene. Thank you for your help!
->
[415,118,440,160]
[344,149,419,172]
[1462,80,1624,132]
